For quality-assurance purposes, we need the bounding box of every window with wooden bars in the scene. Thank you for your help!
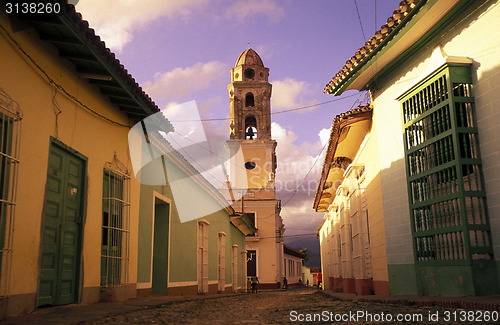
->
[232,244,238,291]
[0,90,21,298]
[399,63,492,264]
[197,220,209,294]
[101,159,130,286]
[217,232,226,293]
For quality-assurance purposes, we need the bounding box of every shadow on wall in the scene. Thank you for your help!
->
[474,63,500,280]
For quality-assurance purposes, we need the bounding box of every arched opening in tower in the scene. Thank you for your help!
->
[245,116,258,140]
[245,92,255,107]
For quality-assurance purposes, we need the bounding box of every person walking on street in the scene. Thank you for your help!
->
[317,272,322,290]
[250,275,259,293]
[283,277,288,290]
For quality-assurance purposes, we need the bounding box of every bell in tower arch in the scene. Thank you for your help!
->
[245,116,257,140]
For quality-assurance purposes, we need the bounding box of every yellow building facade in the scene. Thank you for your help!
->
[314,106,390,295]
[0,4,163,318]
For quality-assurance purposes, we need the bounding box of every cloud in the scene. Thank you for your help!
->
[253,44,277,61]
[271,123,326,235]
[143,61,229,104]
[271,78,319,112]
[224,0,285,23]
[76,0,209,51]
[318,127,331,147]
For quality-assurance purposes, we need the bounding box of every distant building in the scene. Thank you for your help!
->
[283,245,305,285]
[309,267,321,287]
[222,49,285,289]
[301,265,314,287]
[316,0,500,296]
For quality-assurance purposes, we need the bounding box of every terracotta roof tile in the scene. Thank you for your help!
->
[59,0,161,116]
[324,0,423,94]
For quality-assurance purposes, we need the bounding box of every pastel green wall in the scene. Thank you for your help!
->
[137,153,246,288]
[388,264,418,295]
[229,222,246,286]
[416,262,498,296]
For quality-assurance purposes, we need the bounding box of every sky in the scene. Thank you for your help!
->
[75,0,400,257]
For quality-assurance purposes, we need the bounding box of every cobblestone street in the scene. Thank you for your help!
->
[79,287,494,324]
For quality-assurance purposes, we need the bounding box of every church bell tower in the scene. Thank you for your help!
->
[228,48,272,140]
[226,49,277,189]
[225,48,284,289]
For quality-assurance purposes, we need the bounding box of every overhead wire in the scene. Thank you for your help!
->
[0,23,131,128]
[2,19,362,130]
[167,92,361,122]
[354,0,367,41]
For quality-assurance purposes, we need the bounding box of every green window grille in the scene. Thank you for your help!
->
[101,167,130,286]
[399,63,492,265]
[0,90,21,299]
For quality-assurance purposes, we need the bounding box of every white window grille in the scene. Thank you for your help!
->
[101,156,130,286]
[0,89,22,298]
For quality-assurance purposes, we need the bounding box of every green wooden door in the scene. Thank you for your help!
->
[152,203,169,295]
[38,143,85,306]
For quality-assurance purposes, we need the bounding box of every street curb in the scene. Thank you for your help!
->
[317,291,500,312]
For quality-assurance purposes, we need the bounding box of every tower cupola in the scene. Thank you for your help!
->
[228,48,272,140]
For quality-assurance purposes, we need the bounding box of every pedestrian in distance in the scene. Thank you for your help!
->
[283,277,288,290]
[250,275,259,293]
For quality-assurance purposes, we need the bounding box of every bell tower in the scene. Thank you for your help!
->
[228,48,272,140]
[226,49,277,189]
[225,48,284,289]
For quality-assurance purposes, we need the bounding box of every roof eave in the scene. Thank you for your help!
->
[16,1,165,123]
[230,213,256,236]
[324,0,469,96]
[313,107,372,211]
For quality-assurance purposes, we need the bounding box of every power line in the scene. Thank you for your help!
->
[167,92,360,122]
[354,0,367,41]
[169,130,270,185]
[166,132,227,187]
[256,233,318,240]
[280,141,328,208]
[0,23,131,128]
